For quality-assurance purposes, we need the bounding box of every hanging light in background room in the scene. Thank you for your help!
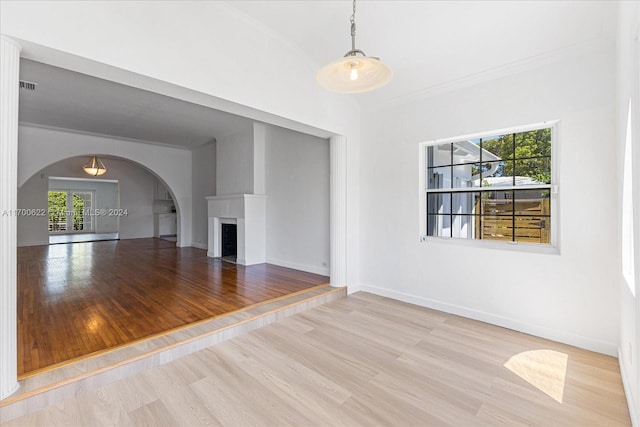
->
[316,0,392,94]
[82,156,107,176]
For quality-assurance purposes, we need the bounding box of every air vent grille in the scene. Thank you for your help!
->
[19,80,38,91]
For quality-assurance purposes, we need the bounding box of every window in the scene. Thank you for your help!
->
[48,190,94,233]
[48,191,68,232]
[421,124,555,246]
[72,192,93,231]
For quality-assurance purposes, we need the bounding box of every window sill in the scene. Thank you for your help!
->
[421,236,560,255]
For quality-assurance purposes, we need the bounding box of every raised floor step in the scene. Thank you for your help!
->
[0,285,346,422]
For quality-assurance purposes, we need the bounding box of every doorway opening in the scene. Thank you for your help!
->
[47,176,120,244]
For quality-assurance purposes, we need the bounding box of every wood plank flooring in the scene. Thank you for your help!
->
[17,238,328,376]
[4,292,630,426]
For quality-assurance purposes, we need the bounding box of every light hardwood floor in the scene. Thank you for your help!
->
[3,292,630,426]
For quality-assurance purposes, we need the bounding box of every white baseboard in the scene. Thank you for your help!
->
[358,283,618,357]
[191,242,208,250]
[619,347,639,427]
[18,240,48,247]
[346,284,361,295]
[265,258,330,276]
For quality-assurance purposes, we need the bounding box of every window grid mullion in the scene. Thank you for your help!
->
[450,144,453,237]
[511,189,516,242]
[511,134,516,242]
[427,154,550,170]
[426,184,551,194]
[479,137,483,239]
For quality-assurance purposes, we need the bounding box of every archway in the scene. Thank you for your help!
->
[17,125,192,247]
[18,154,182,246]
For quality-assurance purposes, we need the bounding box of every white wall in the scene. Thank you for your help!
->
[215,126,255,196]
[265,124,330,275]
[18,155,157,246]
[616,1,640,424]
[359,45,619,355]
[192,142,216,249]
[116,160,155,240]
[48,178,119,233]
[18,125,193,246]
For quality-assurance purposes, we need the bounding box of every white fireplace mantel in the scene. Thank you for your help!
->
[206,194,266,265]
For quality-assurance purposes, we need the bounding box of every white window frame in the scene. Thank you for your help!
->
[418,121,560,253]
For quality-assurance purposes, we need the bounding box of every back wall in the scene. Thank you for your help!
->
[358,43,618,355]
[265,124,330,275]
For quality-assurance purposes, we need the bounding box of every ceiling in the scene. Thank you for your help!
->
[228,0,618,106]
[17,1,618,148]
[18,59,254,149]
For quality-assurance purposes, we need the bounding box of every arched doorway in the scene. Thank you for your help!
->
[18,154,182,247]
[17,125,193,248]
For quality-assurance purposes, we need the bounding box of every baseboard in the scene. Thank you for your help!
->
[17,241,48,247]
[119,235,155,241]
[619,347,639,427]
[191,242,208,250]
[358,283,618,356]
[265,258,329,276]
[346,284,361,295]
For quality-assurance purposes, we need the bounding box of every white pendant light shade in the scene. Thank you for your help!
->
[83,156,107,176]
[316,0,392,94]
[316,55,393,94]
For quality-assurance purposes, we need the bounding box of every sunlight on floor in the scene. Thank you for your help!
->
[503,349,568,403]
[86,312,104,333]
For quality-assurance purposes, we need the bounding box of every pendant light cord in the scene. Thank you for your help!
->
[316,0,392,93]
[346,0,365,57]
[350,0,357,52]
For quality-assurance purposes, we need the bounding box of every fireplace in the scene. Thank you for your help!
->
[206,194,266,266]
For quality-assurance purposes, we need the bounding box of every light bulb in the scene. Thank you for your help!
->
[349,61,359,81]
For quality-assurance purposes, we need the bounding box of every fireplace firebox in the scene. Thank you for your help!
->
[221,223,237,258]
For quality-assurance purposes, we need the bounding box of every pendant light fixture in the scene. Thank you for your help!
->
[316,0,392,94]
[82,156,107,176]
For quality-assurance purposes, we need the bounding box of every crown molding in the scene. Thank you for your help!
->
[364,36,614,113]
[18,122,196,152]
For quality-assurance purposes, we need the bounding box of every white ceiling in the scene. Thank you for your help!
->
[228,0,618,106]
[17,1,618,147]
[18,59,254,149]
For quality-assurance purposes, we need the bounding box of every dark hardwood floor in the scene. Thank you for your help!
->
[17,238,329,376]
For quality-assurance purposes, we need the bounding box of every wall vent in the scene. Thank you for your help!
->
[19,80,38,91]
